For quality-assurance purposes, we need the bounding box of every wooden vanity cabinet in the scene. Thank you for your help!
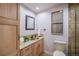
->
[20,38,43,56]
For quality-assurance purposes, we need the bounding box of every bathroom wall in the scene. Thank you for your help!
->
[20,5,38,36]
[36,4,68,55]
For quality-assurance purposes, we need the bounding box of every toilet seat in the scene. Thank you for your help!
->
[53,50,65,56]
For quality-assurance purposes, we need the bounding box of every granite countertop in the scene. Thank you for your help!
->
[20,37,43,49]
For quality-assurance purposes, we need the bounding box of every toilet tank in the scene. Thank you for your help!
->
[54,40,66,52]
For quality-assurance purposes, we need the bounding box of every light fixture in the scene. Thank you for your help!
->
[36,7,39,10]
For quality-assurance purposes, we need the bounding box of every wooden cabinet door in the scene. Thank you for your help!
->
[33,39,43,56]
[31,43,37,56]
[0,4,19,56]
[39,39,43,55]
[20,46,32,56]
[35,42,41,55]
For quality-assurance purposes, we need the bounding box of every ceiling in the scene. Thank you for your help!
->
[22,3,62,14]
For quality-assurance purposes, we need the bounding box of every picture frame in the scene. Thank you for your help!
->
[25,15,35,30]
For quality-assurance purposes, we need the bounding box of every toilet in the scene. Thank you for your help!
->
[53,40,66,56]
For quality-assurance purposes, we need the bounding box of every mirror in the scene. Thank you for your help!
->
[25,15,35,30]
